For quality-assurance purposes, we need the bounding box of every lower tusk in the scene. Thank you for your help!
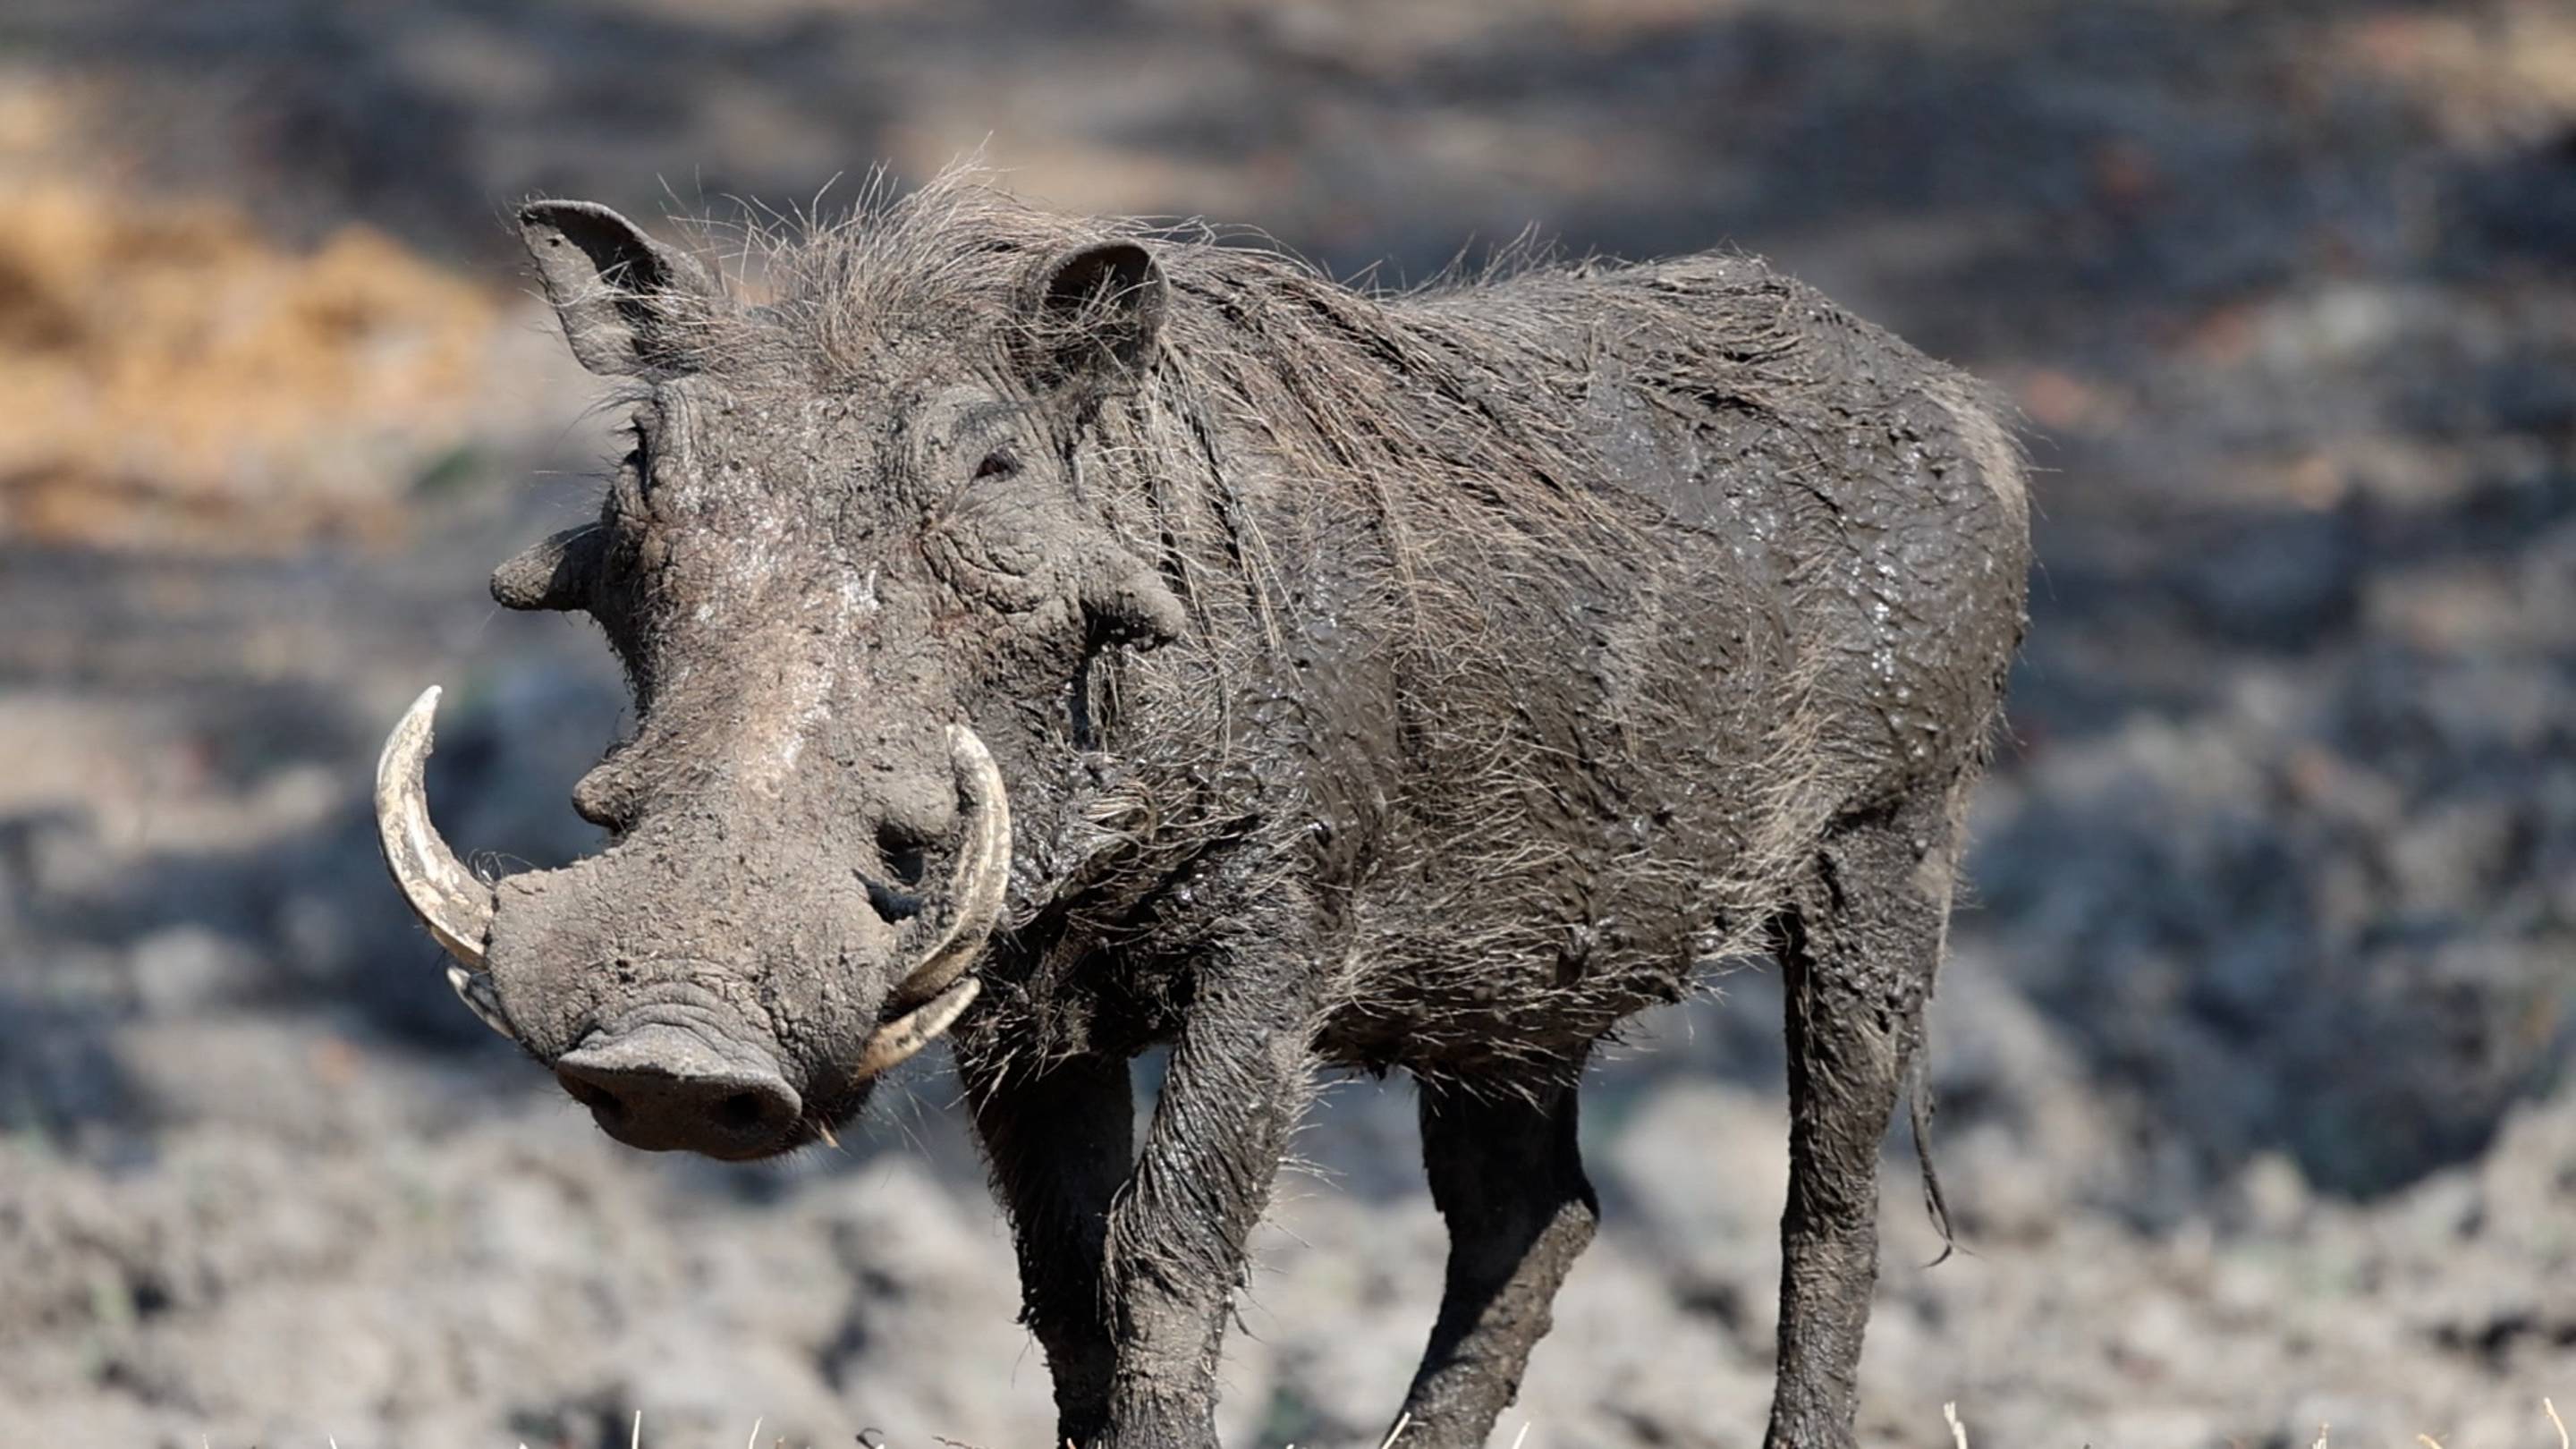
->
[852,976,981,1079]
[447,964,518,1041]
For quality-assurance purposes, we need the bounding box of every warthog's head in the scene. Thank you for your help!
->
[378,196,1184,1158]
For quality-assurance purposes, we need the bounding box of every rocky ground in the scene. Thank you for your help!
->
[1,1,2571,1445]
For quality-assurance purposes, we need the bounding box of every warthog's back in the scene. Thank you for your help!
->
[1306,253,2030,1074]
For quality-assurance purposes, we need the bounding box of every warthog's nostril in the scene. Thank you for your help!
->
[554,1026,801,1159]
[713,1091,769,1132]
[559,1075,623,1119]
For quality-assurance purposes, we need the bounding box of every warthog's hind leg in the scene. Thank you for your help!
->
[1392,1068,1599,1449]
[1764,789,1961,1449]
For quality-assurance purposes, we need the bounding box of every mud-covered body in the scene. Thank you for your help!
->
[382,176,2029,1449]
[974,255,2027,1080]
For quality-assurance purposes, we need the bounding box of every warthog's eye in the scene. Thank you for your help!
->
[877,823,929,886]
[973,449,1019,481]
[861,825,930,926]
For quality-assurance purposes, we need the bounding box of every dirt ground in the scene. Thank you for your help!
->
[1,1,2572,1445]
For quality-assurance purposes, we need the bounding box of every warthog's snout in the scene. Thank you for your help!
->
[554,1025,802,1159]
[374,686,1014,1158]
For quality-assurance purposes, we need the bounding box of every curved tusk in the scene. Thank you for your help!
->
[852,976,982,1080]
[447,964,517,1042]
[375,686,500,975]
[887,724,1013,1009]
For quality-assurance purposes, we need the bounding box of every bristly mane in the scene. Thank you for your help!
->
[651,165,1841,648]
[655,167,1865,1078]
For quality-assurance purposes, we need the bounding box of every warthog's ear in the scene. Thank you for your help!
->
[519,200,716,377]
[1019,241,1168,393]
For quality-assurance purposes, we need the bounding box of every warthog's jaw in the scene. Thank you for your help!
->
[373,686,1013,1155]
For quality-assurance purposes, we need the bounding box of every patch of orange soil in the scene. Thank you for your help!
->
[0,80,498,554]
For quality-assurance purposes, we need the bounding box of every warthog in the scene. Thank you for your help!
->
[377,170,2028,1449]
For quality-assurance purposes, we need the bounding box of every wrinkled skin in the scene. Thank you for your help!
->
[453,205,1190,1160]
[384,185,2030,1449]
[481,369,1116,1148]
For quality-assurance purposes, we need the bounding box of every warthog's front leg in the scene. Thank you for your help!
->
[959,1048,1136,1446]
[1099,936,1319,1448]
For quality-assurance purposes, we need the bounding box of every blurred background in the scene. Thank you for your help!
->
[2,0,2572,1445]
